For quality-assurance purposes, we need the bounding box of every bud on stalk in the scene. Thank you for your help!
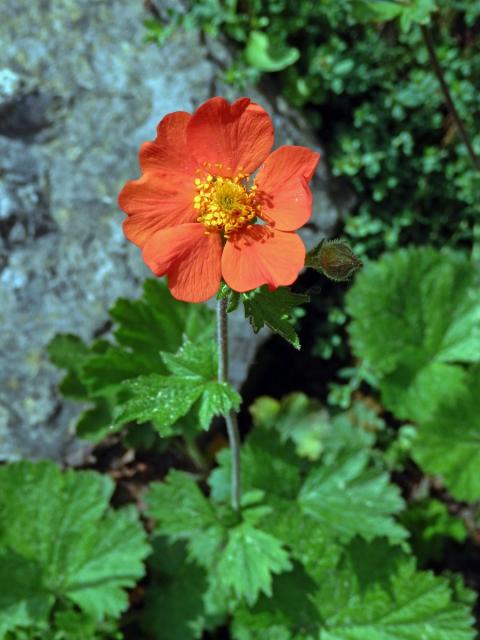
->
[306,239,363,282]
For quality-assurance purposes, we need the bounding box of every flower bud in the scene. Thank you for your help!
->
[306,239,363,282]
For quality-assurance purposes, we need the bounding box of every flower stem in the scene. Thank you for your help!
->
[420,24,480,172]
[217,296,241,511]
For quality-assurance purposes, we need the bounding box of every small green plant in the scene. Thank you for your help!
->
[0,462,149,639]
[48,279,215,442]
[141,396,475,638]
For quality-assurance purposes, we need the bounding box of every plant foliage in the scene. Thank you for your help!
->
[347,247,480,422]
[0,462,150,639]
[145,396,475,638]
[48,279,222,441]
[411,367,480,501]
[242,286,309,349]
[347,247,480,502]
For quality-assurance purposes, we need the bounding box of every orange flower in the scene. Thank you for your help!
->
[119,97,320,303]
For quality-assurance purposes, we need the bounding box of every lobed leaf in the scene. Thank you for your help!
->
[0,462,150,637]
[232,566,321,640]
[111,279,213,358]
[49,279,215,441]
[143,540,218,640]
[115,340,241,433]
[198,381,242,429]
[146,470,225,567]
[318,547,475,640]
[147,471,292,607]
[161,339,217,379]
[347,248,480,422]
[299,449,407,544]
[242,286,309,349]
[215,523,292,606]
[412,367,480,501]
[114,374,205,435]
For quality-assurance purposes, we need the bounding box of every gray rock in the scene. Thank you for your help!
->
[0,0,346,462]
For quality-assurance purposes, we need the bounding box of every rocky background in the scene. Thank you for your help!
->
[0,0,344,462]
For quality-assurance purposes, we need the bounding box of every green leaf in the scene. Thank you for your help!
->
[317,543,475,640]
[115,341,240,433]
[380,363,467,424]
[243,286,309,349]
[217,522,292,605]
[353,0,403,22]
[76,398,114,440]
[211,397,403,550]
[250,394,329,460]
[232,566,320,640]
[147,471,219,540]
[48,338,118,442]
[52,609,122,640]
[217,283,241,312]
[399,0,438,31]
[113,374,205,435]
[146,470,225,567]
[162,340,242,423]
[198,381,241,429]
[400,498,467,564]
[143,539,220,640]
[208,426,339,592]
[347,248,480,421]
[49,279,215,441]
[215,522,292,606]
[234,540,475,640]
[81,345,157,396]
[147,471,291,607]
[353,0,437,30]
[412,367,480,501]
[227,291,241,312]
[0,550,53,640]
[264,503,343,585]
[161,339,217,379]
[250,394,375,461]
[299,449,407,543]
[47,334,90,399]
[47,333,90,372]
[245,31,300,72]
[111,279,213,362]
[208,427,301,505]
[0,461,150,637]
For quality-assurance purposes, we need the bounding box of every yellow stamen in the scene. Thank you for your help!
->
[193,172,260,238]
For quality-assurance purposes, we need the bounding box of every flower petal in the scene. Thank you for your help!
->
[119,172,197,248]
[139,111,197,176]
[187,97,274,177]
[222,225,305,292]
[255,146,320,231]
[142,223,223,303]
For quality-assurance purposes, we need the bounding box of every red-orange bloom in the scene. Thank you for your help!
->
[119,97,320,303]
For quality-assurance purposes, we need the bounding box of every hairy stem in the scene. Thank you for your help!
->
[420,24,480,172]
[217,296,241,511]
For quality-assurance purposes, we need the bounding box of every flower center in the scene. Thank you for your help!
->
[193,172,260,238]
